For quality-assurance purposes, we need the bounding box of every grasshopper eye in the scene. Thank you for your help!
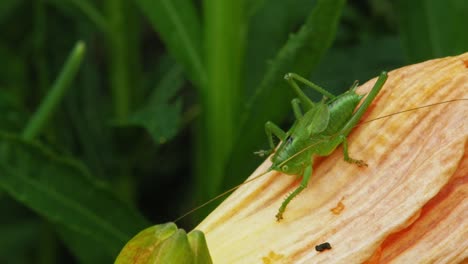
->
[281,165,289,172]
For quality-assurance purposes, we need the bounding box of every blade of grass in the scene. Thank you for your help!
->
[22,41,85,140]
[136,0,205,88]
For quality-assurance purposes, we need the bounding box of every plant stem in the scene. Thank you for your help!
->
[106,0,136,119]
[105,0,140,206]
[196,0,246,208]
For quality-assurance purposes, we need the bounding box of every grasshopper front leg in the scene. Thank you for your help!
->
[254,121,287,157]
[276,164,312,221]
[256,97,304,157]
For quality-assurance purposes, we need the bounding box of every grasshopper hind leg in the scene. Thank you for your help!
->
[339,135,368,167]
[276,165,312,221]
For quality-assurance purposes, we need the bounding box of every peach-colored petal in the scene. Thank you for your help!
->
[197,53,468,263]
[377,148,467,263]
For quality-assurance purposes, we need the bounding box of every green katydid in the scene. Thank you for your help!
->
[174,72,465,223]
[256,71,388,221]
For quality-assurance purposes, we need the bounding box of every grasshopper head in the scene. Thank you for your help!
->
[271,161,304,175]
[271,139,313,176]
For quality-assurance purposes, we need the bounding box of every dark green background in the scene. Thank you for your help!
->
[0,0,466,263]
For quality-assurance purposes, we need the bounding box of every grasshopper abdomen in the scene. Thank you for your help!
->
[324,91,363,136]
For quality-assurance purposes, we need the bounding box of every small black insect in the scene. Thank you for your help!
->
[315,242,332,252]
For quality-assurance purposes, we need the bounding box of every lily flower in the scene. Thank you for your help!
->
[196,53,467,263]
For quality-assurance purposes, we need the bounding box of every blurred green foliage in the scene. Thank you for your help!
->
[0,0,466,263]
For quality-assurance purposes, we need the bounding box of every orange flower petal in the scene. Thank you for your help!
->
[197,53,467,263]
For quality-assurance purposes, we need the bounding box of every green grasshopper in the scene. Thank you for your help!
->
[173,72,465,223]
[256,71,388,221]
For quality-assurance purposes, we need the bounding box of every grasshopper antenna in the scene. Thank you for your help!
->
[174,169,272,223]
[274,99,468,170]
[361,99,467,124]
[174,99,467,223]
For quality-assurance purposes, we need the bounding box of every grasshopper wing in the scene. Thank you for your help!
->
[305,102,329,134]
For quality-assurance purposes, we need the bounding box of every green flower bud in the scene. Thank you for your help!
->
[115,223,212,264]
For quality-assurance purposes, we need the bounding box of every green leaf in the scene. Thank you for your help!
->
[396,0,468,62]
[126,102,182,145]
[0,132,149,257]
[136,0,205,88]
[117,65,184,144]
[225,0,347,188]
[57,225,113,264]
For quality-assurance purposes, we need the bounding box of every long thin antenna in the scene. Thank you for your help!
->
[174,98,467,222]
[174,169,272,223]
[278,99,467,168]
[361,99,467,124]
